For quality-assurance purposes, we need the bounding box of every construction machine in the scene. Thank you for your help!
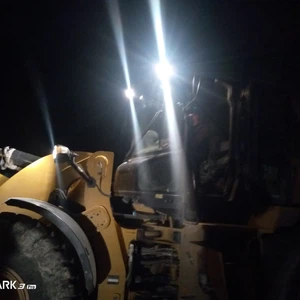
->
[0,75,300,300]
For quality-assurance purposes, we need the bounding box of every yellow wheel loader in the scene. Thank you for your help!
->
[0,76,300,300]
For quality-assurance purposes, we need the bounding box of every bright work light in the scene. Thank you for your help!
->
[155,62,174,80]
[125,88,135,99]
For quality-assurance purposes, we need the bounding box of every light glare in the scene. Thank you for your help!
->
[150,0,190,217]
[155,62,174,80]
[125,88,135,99]
[52,146,57,160]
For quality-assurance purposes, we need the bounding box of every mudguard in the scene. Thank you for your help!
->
[5,197,97,295]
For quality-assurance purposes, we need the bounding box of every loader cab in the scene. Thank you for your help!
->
[113,74,296,224]
[113,75,236,222]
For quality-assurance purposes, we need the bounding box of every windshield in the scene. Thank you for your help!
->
[129,105,183,158]
[125,75,190,159]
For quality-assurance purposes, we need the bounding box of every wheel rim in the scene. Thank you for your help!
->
[0,267,30,300]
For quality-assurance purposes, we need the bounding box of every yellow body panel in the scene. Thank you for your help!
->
[0,174,9,187]
[0,150,133,299]
[1,149,300,299]
[0,152,91,217]
[0,151,134,300]
[0,155,57,218]
[82,152,129,300]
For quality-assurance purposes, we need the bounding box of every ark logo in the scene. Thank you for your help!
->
[0,281,36,289]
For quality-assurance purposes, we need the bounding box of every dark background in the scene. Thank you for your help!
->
[2,0,300,166]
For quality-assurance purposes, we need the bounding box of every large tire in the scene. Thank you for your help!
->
[0,214,84,300]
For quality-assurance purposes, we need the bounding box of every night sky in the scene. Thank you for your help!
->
[2,1,300,166]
